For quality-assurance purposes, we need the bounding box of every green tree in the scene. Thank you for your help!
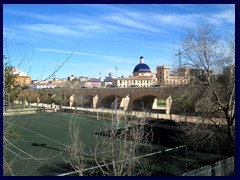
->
[37,89,49,103]
[3,60,19,110]
[172,91,195,115]
[17,90,39,106]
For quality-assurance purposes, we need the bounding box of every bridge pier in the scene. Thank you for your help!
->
[165,95,172,114]
[120,95,130,111]
[93,95,98,109]
[69,94,74,108]
[152,98,158,109]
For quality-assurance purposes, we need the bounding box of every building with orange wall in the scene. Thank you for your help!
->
[156,66,190,86]
[12,68,31,86]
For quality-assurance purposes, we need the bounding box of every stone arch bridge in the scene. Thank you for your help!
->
[51,87,176,111]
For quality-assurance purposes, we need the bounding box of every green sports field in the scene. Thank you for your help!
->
[4,112,227,176]
[4,112,133,175]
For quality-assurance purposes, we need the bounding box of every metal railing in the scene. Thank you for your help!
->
[57,145,188,176]
[182,157,235,176]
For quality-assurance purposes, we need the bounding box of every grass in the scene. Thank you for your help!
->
[4,112,143,175]
[4,112,108,175]
[157,99,166,107]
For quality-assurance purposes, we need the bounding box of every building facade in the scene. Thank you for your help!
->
[30,80,67,89]
[12,68,31,86]
[113,56,157,87]
[156,66,190,86]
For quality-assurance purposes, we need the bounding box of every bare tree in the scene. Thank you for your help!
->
[3,54,23,175]
[92,98,154,176]
[93,121,152,176]
[176,24,235,146]
[64,116,87,176]
[63,98,153,176]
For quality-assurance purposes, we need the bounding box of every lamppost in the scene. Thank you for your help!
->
[115,66,118,78]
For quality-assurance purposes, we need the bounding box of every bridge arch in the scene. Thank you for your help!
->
[99,94,123,109]
[80,94,94,108]
[130,95,158,111]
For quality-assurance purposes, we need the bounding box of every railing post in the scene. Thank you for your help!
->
[185,145,188,173]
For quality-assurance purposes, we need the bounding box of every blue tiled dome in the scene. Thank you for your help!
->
[133,63,151,73]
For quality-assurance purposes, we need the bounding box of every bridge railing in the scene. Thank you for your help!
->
[13,101,228,125]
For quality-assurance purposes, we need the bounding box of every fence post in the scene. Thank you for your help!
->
[185,145,188,173]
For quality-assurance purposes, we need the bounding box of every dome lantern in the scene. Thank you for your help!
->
[140,56,144,64]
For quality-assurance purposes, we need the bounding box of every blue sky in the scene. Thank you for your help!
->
[3,4,235,80]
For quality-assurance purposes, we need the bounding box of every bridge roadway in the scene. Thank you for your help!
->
[52,86,177,111]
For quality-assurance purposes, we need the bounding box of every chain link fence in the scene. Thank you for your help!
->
[182,157,235,176]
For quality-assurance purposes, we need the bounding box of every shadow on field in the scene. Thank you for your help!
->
[32,143,67,152]
[37,162,73,176]
[37,161,103,176]
[31,143,95,158]
[94,122,182,148]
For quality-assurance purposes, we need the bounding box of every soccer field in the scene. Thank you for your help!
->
[4,112,228,176]
[4,112,121,175]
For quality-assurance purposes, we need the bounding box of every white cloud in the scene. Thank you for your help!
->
[35,48,96,56]
[151,13,206,28]
[103,12,162,33]
[5,5,235,40]
[20,24,81,36]
[35,48,135,64]
[3,8,58,22]
[207,9,235,25]
[103,5,234,34]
